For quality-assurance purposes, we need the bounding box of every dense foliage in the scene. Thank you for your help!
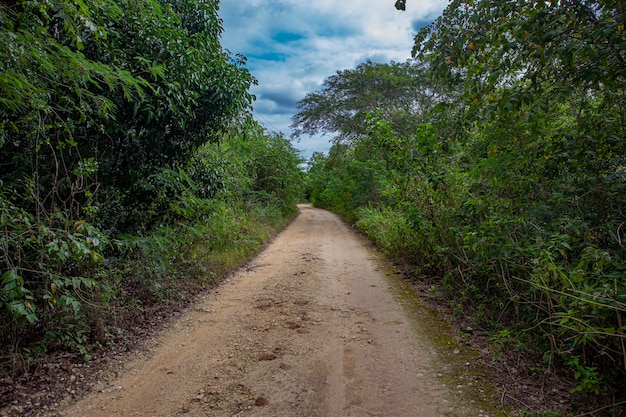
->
[0,0,304,388]
[296,1,625,410]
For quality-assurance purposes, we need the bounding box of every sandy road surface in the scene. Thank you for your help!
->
[60,204,494,417]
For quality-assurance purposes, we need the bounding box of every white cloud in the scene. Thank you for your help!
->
[219,0,447,158]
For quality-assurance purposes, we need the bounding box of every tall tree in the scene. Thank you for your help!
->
[291,60,451,144]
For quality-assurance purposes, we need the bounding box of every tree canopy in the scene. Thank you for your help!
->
[291,60,453,143]
[1,0,255,231]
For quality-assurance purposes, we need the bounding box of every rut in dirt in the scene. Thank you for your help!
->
[58,204,497,417]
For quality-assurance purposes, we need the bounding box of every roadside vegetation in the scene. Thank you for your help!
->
[2,0,624,415]
[295,1,625,414]
[0,0,304,405]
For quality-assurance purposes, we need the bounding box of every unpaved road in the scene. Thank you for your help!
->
[60,204,495,417]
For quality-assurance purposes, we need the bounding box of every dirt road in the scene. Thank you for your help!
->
[60,204,495,417]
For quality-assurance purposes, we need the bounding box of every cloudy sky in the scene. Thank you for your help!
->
[218,0,447,158]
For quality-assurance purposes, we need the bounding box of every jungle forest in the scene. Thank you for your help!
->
[1,0,625,415]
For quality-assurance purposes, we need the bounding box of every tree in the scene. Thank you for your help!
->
[408,0,626,247]
[291,60,450,144]
[0,0,256,348]
[411,0,625,145]
[0,0,256,232]
[225,123,305,215]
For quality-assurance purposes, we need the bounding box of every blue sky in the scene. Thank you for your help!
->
[218,0,447,158]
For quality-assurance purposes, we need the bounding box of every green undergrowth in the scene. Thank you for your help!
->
[0,199,296,383]
[0,127,304,389]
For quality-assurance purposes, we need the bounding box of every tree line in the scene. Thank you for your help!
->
[295,0,625,412]
[0,0,304,392]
